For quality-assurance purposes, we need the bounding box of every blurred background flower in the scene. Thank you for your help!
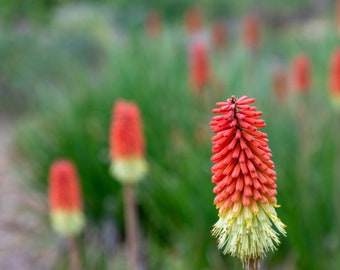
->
[48,159,84,237]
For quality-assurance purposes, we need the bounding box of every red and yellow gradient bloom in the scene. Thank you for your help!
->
[291,54,312,92]
[109,100,147,183]
[48,160,84,237]
[210,96,286,266]
[328,48,340,108]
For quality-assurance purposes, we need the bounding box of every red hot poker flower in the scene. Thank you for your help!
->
[189,40,211,93]
[210,96,286,267]
[329,48,340,95]
[109,100,147,183]
[328,48,340,109]
[272,66,288,101]
[146,10,162,37]
[48,160,84,236]
[242,14,261,50]
[184,7,203,35]
[291,54,312,92]
[211,20,228,50]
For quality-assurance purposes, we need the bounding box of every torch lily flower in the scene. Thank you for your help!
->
[211,20,228,50]
[210,96,286,268]
[146,10,162,37]
[48,160,85,237]
[189,40,211,93]
[109,100,147,183]
[272,65,288,102]
[328,48,340,108]
[242,14,261,51]
[184,7,203,35]
[291,54,312,93]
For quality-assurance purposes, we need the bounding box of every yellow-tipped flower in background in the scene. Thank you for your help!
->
[109,100,148,183]
[48,160,85,237]
[328,48,340,110]
[210,95,286,268]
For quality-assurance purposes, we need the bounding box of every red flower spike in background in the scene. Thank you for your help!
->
[291,54,312,92]
[184,7,203,35]
[211,20,228,50]
[146,10,162,37]
[210,96,286,268]
[242,14,261,51]
[48,160,85,237]
[189,40,211,93]
[272,66,288,101]
[328,48,340,108]
[110,100,147,183]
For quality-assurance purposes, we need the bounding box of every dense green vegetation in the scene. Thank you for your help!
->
[0,0,312,23]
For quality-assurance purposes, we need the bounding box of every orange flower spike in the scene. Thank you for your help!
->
[146,10,162,37]
[210,96,286,268]
[184,7,203,35]
[328,48,340,109]
[110,100,148,183]
[272,66,288,101]
[48,160,85,237]
[292,54,312,92]
[189,41,211,93]
[328,49,340,101]
[242,14,261,50]
[211,20,228,50]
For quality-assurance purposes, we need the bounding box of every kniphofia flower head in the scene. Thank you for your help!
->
[146,10,162,37]
[210,96,286,268]
[189,40,211,93]
[242,14,261,51]
[184,7,203,35]
[48,160,85,237]
[328,48,340,108]
[272,66,288,102]
[109,100,147,183]
[291,54,312,92]
[211,20,228,50]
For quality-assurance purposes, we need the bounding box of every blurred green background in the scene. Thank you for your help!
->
[1,0,340,269]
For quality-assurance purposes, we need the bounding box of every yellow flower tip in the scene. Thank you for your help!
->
[329,93,340,111]
[50,210,85,237]
[211,203,286,265]
[110,157,148,184]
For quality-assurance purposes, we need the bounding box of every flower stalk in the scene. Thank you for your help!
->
[123,184,139,270]
[67,236,81,270]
